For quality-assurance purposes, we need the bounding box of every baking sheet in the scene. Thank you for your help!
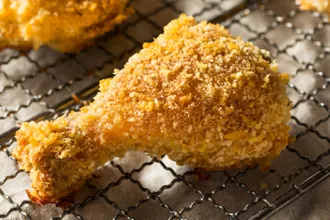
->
[1,0,330,219]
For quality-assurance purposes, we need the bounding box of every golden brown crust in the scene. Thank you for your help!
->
[0,0,133,52]
[13,15,291,203]
[300,0,330,14]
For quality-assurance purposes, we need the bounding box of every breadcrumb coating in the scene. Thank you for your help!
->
[300,0,330,15]
[0,0,133,52]
[13,15,291,204]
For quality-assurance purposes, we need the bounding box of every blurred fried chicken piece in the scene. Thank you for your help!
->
[300,0,330,15]
[13,15,291,204]
[0,0,133,52]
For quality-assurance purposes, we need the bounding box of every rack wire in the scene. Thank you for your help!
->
[1,0,330,219]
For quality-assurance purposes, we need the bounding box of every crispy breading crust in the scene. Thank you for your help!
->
[0,0,133,52]
[13,15,291,204]
[300,0,330,14]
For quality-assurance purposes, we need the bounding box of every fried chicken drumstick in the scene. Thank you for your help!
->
[13,15,291,204]
[300,0,330,15]
[0,0,132,52]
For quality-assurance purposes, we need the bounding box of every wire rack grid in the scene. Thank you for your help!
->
[1,0,330,219]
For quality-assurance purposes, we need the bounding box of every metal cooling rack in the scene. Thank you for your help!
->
[1,0,330,219]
